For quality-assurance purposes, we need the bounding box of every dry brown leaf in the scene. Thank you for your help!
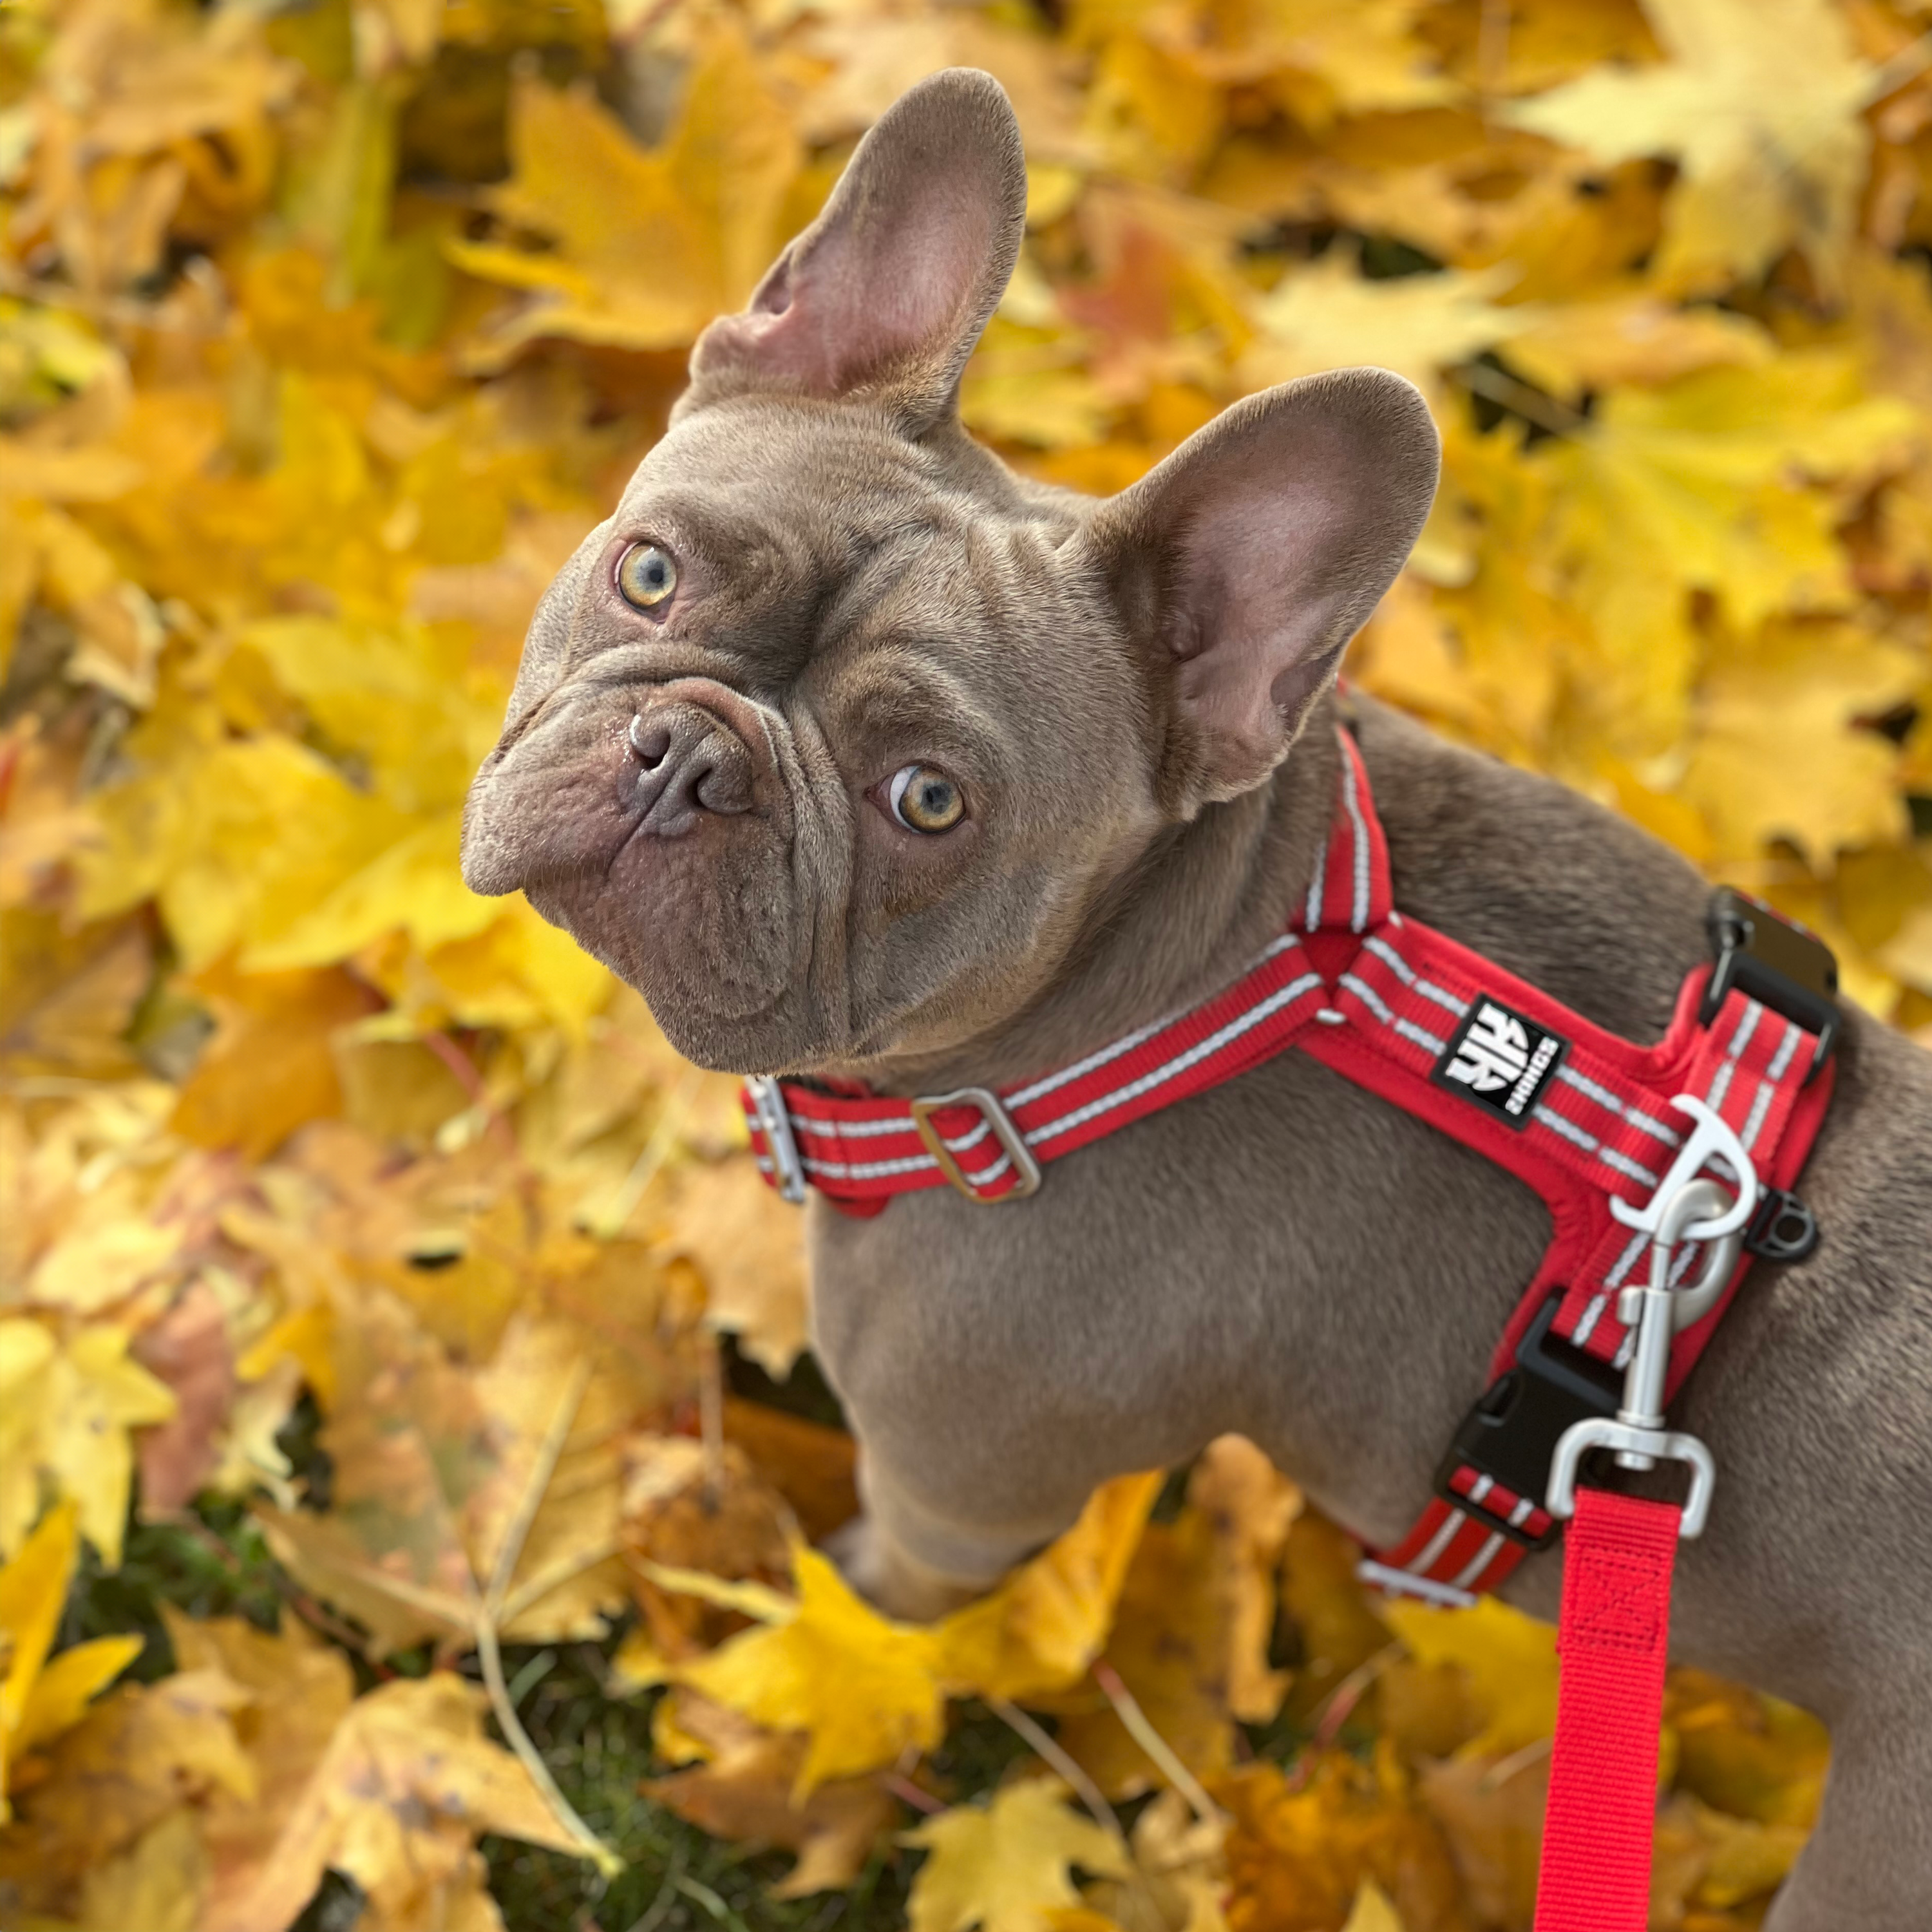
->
[133,1277,236,1514]
[213,1672,583,1932]
[0,1667,253,1915]
[1212,1753,1466,1932]
[1416,1750,1548,1929]
[620,1434,796,1661]
[657,1155,810,1379]
[647,1690,894,1899]
[722,1394,860,1544]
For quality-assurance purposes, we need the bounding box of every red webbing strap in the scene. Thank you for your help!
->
[1535,1486,1681,1931]
[741,732,1389,1209]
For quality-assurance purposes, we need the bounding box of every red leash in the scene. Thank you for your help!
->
[1537,1488,1683,1929]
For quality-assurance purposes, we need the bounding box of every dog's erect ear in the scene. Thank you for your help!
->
[686,68,1025,422]
[1086,369,1440,809]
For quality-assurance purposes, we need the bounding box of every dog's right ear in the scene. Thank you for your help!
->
[685,68,1026,428]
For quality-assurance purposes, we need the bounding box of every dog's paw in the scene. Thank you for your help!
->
[822,1512,989,1624]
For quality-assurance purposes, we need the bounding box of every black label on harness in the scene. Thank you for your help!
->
[1431,995,1568,1130]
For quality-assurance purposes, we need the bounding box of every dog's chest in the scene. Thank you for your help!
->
[804,1045,1549,1506]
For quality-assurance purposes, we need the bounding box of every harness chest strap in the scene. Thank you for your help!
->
[744,731,1835,1598]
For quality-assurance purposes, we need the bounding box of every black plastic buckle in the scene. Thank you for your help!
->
[1700,887,1840,1084]
[1743,1186,1820,1264]
[1433,1296,1624,1550]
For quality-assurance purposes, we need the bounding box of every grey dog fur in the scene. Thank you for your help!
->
[462,69,1932,1926]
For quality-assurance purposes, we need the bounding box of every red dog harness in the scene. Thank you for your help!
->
[744,728,1839,1929]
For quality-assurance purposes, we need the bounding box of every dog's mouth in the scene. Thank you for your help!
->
[461,674,831,1062]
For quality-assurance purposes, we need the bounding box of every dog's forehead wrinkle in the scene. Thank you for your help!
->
[805,522,969,654]
[821,656,1006,768]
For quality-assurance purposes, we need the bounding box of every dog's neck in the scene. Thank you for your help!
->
[832,694,1344,1097]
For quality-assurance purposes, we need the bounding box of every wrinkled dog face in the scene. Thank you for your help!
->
[461,399,1151,1072]
[461,71,1439,1076]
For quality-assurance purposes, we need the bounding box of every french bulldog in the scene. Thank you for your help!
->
[461,70,1932,1927]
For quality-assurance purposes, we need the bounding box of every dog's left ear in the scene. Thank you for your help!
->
[686,68,1026,426]
[1084,368,1440,810]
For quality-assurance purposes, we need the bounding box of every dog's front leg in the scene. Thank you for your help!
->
[825,1454,1064,1622]
[804,1186,1225,1624]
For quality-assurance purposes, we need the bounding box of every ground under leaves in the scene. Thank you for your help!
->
[3,0,1927,1926]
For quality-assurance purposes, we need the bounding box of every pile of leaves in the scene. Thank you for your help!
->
[3,0,1927,1924]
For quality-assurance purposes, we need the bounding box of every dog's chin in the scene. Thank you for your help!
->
[526,838,819,1075]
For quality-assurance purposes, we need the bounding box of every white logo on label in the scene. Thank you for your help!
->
[1446,1001,1530,1094]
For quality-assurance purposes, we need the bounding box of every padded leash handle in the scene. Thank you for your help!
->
[1534,1486,1681,1931]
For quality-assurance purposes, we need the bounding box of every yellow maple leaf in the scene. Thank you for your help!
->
[1680,618,1921,865]
[903,1778,1130,1932]
[679,1547,951,1797]
[209,1672,585,1932]
[0,1501,142,1820]
[0,1318,176,1565]
[1505,0,1880,292]
[1506,292,1773,401]
[1262,0,1461,124]
[77,727,412,972]
[1055,1511,1234,1799]
[1541,351,1916,752]
[0,1664,255,1913]
[933,1470,1162,1703]
[1381,1596,1558,1759]
[149,1611,354,1932]
[261,1302,645,1654]
[73,1808,207,1932]
[1668,1667,1830,1830]
[656,1155,811,1379]
[451,31,802,366]
[1242,253,1537,394]
[1211,1751,1466,1930]
[647,1473,1159,1796]
[1053,1440,1298,1800]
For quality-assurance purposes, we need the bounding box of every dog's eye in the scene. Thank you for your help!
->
[888,764,965,834]
[616,542,677,609]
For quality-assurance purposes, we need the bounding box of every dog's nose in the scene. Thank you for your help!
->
[626,702,755,834]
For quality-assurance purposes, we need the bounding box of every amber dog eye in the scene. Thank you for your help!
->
[616,542,677,609]
[888,764,965,834]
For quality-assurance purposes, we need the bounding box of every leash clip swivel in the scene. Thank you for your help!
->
[1548,1177,1739,1540]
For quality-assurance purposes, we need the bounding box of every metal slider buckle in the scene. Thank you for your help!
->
[907,1087,1042,1204]
[1434,1296,1624,1550]
[746,1075,807,1206]
[1548,1177,1739,1541]
[1701,887,1841,1083]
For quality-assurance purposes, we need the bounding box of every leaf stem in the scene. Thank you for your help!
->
[473,1346,622,1875]
[477,1611,624,1879]
[1090,1660,1224,1827]
[1864,30,1932,108]
[986,1696,1124,1853]
[1457,361,1584,438]
[486,1352,594,1617]
[987,1696,1162,1920]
